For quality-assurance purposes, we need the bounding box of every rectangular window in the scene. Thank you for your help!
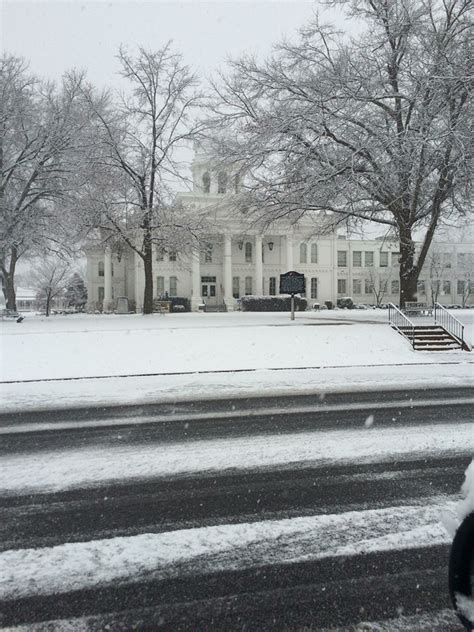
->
[98,287,104,301]
[269,277,276,296]
[353,251,362,267]
[417,279,426,294]
[443,253,452,268]
[364,252,374,267]
[337,279,347,294]
[310,277,318,299]
[392,252,400,266]
[232,276,240,299]
[457,280,466,295]
[353,279,362,294]
[156,276,165,296]
[337,251,347,267]
[391,279,400,294]
[169,276,178,297]
[205,244,213,263]
[156,249,164,262]
[98,262,104,277]
[442,280,451,295]
[245,276,253,295]
[457,253,466,268]
[310,243,318,264]
[364,278,373,294]
[169,251,177,262]
[380,252,389,267]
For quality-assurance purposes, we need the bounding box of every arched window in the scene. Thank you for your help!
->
[202,171,210,194]
[245,242,252,263]
[218,171,228,194]
[300,242,307,264]
[311,243,318,264]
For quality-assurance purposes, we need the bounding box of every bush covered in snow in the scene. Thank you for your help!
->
[240,295,307,312]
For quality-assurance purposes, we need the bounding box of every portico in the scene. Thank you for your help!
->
[89,231,305,312]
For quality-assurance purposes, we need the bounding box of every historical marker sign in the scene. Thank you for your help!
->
[280,271,306,296]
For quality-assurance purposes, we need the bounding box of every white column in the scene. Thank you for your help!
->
[152,243,157,298]
[255,235,263,295]
[86,252,95,312]
[103,247,113,312]
[223,234,234,310]
[286,234,294,271]
[331,235,338,305]
[134,251,144,313]
[191,248,202,311]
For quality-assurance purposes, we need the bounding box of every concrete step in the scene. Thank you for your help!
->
[414,345,461,351]
[412,335,453,341]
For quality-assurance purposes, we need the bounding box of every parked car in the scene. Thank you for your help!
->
[449,463,474,630]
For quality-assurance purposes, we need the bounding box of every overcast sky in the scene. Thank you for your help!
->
[0,1,353,87]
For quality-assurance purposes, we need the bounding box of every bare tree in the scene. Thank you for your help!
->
[31,256,71,316]
[82,45,206,314]
[456,252,473,306]
[209,0,472,307]
[366,270,392,307]
[425,250,448,304]
[0,55,89,310]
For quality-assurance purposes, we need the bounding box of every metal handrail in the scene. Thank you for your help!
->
[388,303,415,348]
[434,302,465,349]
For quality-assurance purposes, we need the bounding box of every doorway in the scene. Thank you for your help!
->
[201,276,217,305]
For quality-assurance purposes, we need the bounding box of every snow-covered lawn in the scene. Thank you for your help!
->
[1,310,472,413]
[1,311,444,381]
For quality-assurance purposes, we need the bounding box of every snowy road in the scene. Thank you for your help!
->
[1,388,472,630]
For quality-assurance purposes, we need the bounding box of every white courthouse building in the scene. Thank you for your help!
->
[85,148,473,312]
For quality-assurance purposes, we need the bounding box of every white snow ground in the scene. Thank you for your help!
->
[1,422,472,495]
[0,501,455,600]
[1,310,472,413]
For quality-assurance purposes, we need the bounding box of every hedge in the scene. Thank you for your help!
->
[240,295,307,312]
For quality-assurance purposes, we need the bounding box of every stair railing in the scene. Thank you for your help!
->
[434,303,465,349]
[388,303,415,348]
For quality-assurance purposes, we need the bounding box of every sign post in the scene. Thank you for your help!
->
[280,271,306,321]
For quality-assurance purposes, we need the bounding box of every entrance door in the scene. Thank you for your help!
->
[201,276,218,305]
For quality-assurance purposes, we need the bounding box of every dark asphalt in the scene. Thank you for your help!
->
[1,385,472,427]
[0,546,462,630]
[0,455,469,553]
[1,388,473,455]
[0,388,471,630]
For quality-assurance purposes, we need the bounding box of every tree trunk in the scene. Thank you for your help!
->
[3,247,18,311]
[143,233,154,315]
[398,227,418,308]
[45,291,51,317]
